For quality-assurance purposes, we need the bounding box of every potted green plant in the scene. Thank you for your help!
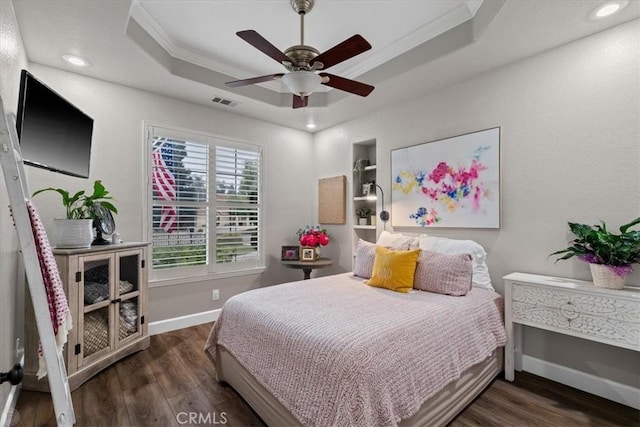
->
[33,180,117,248]
[550,217,640,289]
[356,207,372,226]
[353,158,370,185]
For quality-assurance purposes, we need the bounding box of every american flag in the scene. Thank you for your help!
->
[152,139,177,233]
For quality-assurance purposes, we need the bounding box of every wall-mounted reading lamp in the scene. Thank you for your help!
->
[375,184,390,229]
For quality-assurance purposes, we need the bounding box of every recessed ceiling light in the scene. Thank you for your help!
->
[306,123,317,130]
[62,54,90,67]
[589,1,628,20]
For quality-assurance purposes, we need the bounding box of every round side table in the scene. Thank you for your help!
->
[281,257,333,280]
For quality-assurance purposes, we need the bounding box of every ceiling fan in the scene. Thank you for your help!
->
[225,0,374,109]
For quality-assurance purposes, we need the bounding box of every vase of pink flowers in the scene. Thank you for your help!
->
[297,225,329,260]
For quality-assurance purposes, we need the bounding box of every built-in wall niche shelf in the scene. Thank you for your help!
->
[352,140,377,269]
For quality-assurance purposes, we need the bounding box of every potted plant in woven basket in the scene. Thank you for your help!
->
[551,217,640,289]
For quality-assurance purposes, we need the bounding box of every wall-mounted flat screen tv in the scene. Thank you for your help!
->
[16,70,93,178]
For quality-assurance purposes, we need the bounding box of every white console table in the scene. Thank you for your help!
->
[503,272,640,382]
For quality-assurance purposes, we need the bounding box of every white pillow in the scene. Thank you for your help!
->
[418,236,494,291]
[376,231,420,250]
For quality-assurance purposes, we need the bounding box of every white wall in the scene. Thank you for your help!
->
[314,20,640,387]
[0,0,28,418]
[16,63,315,322]
[1,1,315,410]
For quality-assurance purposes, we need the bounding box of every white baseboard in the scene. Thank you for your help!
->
[148,309,221,336]
[522,355,640,410]
[1,383,21,427]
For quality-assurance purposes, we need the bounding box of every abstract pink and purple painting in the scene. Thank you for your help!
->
[391,128,500,228]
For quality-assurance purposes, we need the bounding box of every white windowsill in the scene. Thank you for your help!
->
[149,266,266,288]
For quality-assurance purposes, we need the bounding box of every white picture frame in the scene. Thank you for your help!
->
[301,247,316,261]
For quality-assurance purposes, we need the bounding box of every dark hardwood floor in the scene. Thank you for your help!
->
[13,323,639,426]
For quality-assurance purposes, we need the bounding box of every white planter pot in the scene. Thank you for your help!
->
[358,218,368,225]
[589,264,626,290]
[53,218,93,249]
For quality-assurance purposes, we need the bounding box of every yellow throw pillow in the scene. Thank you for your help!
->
[365,246,421,293]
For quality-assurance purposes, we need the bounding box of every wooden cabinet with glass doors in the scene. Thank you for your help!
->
[22,242,150,392]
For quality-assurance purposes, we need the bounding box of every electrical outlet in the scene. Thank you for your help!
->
[212,289,220,301]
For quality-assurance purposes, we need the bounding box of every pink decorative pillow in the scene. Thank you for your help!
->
[353,239,376,279]
[414,250,473,296]
[418,236,493,290]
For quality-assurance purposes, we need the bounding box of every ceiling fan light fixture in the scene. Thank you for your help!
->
[282,71,321,96]
[226,0,373,108]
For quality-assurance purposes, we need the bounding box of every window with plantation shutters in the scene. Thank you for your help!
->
[215,146,260,265]
[147,125,263,280]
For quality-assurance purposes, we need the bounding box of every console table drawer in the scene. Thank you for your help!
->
[512,283,640,350]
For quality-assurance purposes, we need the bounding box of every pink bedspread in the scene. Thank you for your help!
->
[205,273,506,427]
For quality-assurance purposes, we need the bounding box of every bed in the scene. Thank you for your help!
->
[205,232,507,427]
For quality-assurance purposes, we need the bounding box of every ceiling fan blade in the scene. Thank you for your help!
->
[320,73,374,97]
[226,73,284,88]
[311,35,371,70]
[292,95,308,109]
[236,30,290,64]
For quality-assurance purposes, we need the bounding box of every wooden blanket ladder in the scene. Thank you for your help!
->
[0,96,75,426]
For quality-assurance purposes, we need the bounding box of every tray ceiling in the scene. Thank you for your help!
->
[11,0,640,131]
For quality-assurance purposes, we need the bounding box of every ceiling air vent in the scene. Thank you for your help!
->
[211,96,239,107]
